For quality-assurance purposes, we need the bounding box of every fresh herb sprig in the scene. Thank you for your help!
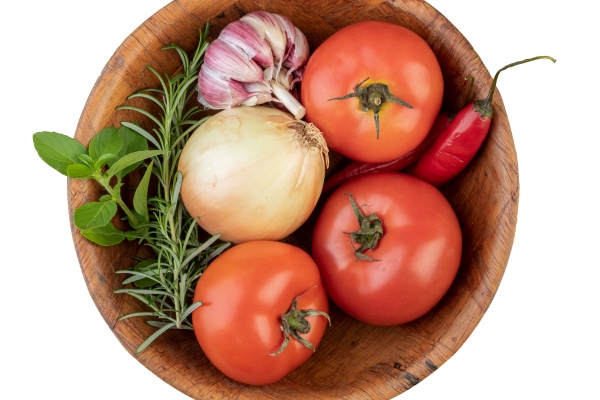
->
[33,23,229,353]
[115,24,230,353]
[33,126,164,244]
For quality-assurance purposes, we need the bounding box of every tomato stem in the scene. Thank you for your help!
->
[270,287,331,356]
[328,78,413,139]
[343,192,383,261]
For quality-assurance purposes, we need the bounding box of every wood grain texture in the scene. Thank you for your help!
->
[67,0,518,398]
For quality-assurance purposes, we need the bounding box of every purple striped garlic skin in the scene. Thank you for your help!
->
[240,11,288,77]
[219,20,274,77]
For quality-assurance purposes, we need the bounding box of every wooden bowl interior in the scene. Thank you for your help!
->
[68,0,518,398]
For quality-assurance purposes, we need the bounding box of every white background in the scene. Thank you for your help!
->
[2,1,597,399]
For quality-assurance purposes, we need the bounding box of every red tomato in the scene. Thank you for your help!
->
[192,241,330,385]
[301,21,444,163]
[312,172,461,326]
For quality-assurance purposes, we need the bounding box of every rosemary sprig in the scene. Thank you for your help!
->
[114,23,231,353]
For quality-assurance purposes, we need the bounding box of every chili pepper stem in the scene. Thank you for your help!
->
[474,55,556,119]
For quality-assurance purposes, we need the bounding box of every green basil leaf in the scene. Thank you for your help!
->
[129,211,149,232]
[106,150,164,179]
[133,161,153,222]
[74,201,118,230]
[89,127,123,161]
[77,153,95,167]
[119,125,148,155]
[133,259,160,288]
[110,125,150,178]
[120,121,161,150]
[33,131,88,176]
[67,164,94,179]
[80,222,127,246]
[94,153,118,170]
[113,181,124,193]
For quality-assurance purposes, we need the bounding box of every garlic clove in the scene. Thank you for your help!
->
[241,81,274,106]
[204,39,264,83]
[283,27,310,79]
[241,11,287,77]
[271,79,305,120]
[219,20,274,77]
[198,66,272,109]
[289,65,305,90]
[273,13,297,62]
[198,67,246,109]
[275,68,293,90]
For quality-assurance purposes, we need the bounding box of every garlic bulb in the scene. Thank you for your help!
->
[197,11,309,119]
[178,106,329,243]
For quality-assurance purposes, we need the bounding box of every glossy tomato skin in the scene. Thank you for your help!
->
[312,172,461,326]
[192,241,329,385]
[301,21,444,163]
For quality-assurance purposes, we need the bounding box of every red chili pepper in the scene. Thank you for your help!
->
[321,112,452,193]
[408,55,556,187]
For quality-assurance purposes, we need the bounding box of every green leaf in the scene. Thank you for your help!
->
[77,153,95,167]
[129,211,149,232]
[120,121,161,150]
[182,301,202,320]
[112,181,124,193]
[132,259,160,288]
[146,321,175,328]
[129,272,158,289]
[135,321,176,353]
[182,233,222,267]
[67,164,94,179]
[171,171,183,210]
[133,161,153,222]
[33,131,88,176]
[89,127,123,161]
[120,125,148,153]
[74,201,118,230]
[117,105,163,134]
[117,311,157,320]
[106,150,164,179]
[111,125,150,178]
[94,153,118,170]
[115,288,171,296]
[80,222,128,246]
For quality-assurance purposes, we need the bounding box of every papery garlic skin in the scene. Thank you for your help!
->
[241,11,288,76]
[178,106,328,244]
[197,11,309,119]
[198,65,274,109]
[219,20,274,72]
[284,27,309,78]
[204,39,263,82]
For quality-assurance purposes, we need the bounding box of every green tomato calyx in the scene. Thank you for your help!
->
[328,77,413,139]
[270,286,331,356]
[343,192,383,262]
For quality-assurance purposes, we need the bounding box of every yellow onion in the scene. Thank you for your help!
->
[178,106,329,243]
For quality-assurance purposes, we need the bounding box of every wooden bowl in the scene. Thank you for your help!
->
[69,0,518,398]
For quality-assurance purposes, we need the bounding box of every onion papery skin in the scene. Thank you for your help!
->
[178,106,327,243]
